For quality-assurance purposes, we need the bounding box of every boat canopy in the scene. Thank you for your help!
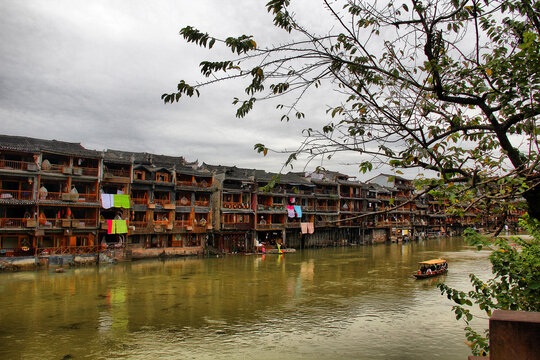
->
[418,259,447,265]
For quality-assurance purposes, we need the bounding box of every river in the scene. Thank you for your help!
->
[0,237,491,359]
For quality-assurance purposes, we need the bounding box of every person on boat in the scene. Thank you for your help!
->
[426,268,433,275]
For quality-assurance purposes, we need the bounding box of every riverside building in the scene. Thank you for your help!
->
[0,135,525,266]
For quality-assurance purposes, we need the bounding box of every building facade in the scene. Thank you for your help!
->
[0,135,526,261]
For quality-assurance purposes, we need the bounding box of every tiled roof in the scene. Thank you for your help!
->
[0,134,100,158]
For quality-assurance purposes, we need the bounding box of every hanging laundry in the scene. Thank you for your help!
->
[307,222,315,234]
[290,197,295,204]
[101,193,113,209]
[294,205,302,218]
[107,219,115,234]
[113,194,130,209]
[301,222,309,234]
[286,205,295,218]
[114,220,128,234]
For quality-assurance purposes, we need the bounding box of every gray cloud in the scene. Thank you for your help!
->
[0,0,402,179]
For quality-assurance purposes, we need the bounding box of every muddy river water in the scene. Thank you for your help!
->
[0,237,491,359]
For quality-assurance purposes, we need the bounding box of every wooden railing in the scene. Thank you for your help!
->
[174,220,190,227]
[37,192,98,202]
[72,166,99,176]
[104,168,130,178]
[176,180,194,187]
[222,202,250,209]
[131,197,147,205]
[71,219,97,227]
[131,221,148,229]
[153,198,170,205]
[41,164,67,174]
[192,224,209,232]
[78,193,98,202]
[377,220,411,226]
[194,200,209,207]
[316,205,338,211]
[37,245,100,255]
[314,190,338,195]
[152,220,170,226]
[285,222,300,228]
[0,159,37,171]
[38,191,62,201]
[0,189,33,200]
[0,218,26,227]
[222,222,252,230]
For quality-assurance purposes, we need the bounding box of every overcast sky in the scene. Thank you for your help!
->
[0,0,390,179]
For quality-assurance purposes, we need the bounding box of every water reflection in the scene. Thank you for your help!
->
[0,238,491,359]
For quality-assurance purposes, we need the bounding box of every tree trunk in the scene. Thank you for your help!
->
[524,186,540,222]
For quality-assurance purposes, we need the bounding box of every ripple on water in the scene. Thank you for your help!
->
[0,238,491,359]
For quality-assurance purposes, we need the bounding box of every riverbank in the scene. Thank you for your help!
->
[2,232,526,272]
[0,245,299,271]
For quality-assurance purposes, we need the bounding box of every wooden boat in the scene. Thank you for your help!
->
[414,258,448,279]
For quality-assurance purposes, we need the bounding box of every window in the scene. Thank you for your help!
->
[185,234,202,247]
[134,170,145,180]
[156,172,170,182]
[1,236,18,249]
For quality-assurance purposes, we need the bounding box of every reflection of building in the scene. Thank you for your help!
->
[0,135,526,260]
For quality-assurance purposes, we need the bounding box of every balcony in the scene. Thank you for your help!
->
[192,224,210,232]
[70,219,97,228]
[194,180,212,188]
[153,198,175,209]
[38,191,62,201]
[316,205,338,212]
[37,245,100,256]
[41,164,70,174]
[152,220,170,226]
[176,180,194,187]
[257,205,285,211]
[256,222,285,230]
[174,220,190,228]
[103,168,131,179]
[0,218,30,228]
[222,222,252,230]
[314,189,338,196]
[177,179,212,189]
[0,189,33,201]
[285,222,300,228]
[176,199,191,207]
[194,200,210,207]
[72,166,99,177]
[131,221,148,229]
[38,192,98,203]
[0,159,38,172]
[131,197,148,206]
[75,193,98,203]
[222,202,250,209]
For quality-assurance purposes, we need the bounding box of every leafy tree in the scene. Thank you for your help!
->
[438,215,540,355]
[163,0,540,221]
